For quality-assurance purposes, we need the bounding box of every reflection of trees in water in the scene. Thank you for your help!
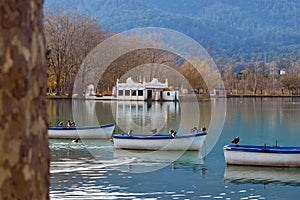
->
[47,99,213,133]
[47,99,74,125]
[225,98,300,144]
[171,162,207,176]
[50,139,114,162]
[50,146,93,161]
[47,99,214,135]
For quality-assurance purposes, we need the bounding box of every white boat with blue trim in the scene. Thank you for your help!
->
[48,123,115,139]
[224,144,300,167]
[113,131,207,151]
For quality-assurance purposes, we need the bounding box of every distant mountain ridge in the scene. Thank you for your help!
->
[44,0,300,61]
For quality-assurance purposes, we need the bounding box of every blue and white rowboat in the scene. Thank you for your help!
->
[48,123,115,139]
[224,144,300,167]
[113,132,207,151]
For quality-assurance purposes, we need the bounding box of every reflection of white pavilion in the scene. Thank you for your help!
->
[114,101,176,133]
[72,100,98,125]
[114,77,179,101]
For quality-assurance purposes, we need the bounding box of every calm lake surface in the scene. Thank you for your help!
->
[48,98,300,199]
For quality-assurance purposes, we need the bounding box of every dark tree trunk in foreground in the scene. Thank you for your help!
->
[0,0,50,199]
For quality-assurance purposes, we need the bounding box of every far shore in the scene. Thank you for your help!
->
[46,94,300,100]
[227,94,300,98]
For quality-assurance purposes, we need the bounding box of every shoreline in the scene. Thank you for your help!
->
[46,94,300,100]
[227,94,300,98]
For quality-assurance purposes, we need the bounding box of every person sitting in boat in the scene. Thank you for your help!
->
[169,129,177,137]
[201,127,206,132]
[58,121,64,126]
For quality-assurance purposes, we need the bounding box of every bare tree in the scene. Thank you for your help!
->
[281,59,300,95]
[98,48,179,93]
[44,8,107,96]
[222,58,238,95]
[142,49,178,82]
[242,61,259,95]
[0,0,49,199]
[256,64,269,95]
[281,75,300,95]
[179,61,207,92]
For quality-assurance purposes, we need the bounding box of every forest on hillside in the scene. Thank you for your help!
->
[45,0,300,61]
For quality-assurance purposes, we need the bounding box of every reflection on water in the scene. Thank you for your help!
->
[112,100,213,134]
[113,149,205,173]
[48,98,300,199]
[50,139,205,173]
[113,101,178,133]
[50,139,206,199]
[50,138,268,200]
[48,99,212,134]
[224,165,300,186]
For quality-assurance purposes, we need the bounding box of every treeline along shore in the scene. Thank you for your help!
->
[45,7,300,99]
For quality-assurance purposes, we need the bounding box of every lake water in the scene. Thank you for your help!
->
[48,98,300,199]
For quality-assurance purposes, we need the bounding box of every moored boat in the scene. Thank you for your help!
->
[48,123,115,139]
[223,144,300,167]
[112,131,207,151]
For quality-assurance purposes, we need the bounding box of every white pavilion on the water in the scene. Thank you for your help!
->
[113,77,179,101]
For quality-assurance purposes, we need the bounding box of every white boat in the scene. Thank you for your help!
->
[48,123,115,139]
[223,144,300,167]
[112,132,207,151]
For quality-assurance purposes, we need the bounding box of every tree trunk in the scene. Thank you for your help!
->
[55,77,61,96]
[0,0,50,199]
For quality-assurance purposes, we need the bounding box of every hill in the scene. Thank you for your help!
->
[44,0,300,61]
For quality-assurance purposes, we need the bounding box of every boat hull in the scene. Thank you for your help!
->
[113,132,207,151]
[48,124,115,139]
[224,144,300,167]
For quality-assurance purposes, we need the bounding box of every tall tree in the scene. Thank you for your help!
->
[98,48,179,93]
[281,58,300,95]
[256,64,269,95]
[44,8,106,96]
[221,57,238,94]
[0,0,49,199]
[179,61,207,92]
